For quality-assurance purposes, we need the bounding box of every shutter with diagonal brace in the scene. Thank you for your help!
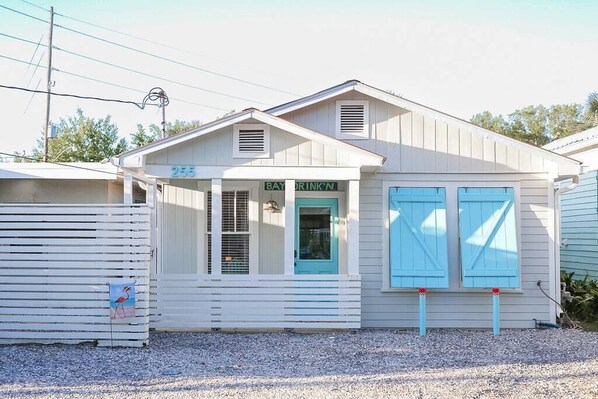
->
[458,187,520,288]
[389,187,449,288]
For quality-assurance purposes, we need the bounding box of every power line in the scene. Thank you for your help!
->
[0,84,154,109]
[2,3,300,97]
[24,34,43,76]
[0,31,271,106]
[52,23,300,97]
[0,53,231,111]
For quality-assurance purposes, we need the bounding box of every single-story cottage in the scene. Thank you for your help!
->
[115,80,581,330]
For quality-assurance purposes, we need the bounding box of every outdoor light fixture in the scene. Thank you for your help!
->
[263,198,281,213]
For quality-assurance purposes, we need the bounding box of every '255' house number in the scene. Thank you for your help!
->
[171,165,196,177]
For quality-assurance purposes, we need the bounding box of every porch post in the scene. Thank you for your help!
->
[347,180,360,275]
[211,178,222,275]
[123,172,133,204]
[284,179,295,275]
[147,180,157,274]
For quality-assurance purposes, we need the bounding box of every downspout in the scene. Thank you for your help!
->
[553,174,579,318]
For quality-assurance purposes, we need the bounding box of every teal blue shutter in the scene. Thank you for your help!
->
[389,187,449,288]
[458,187,520,288]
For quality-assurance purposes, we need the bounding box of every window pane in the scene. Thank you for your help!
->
[207,234,249,274]
[222,191,235,232]
[236,190,249,232]
[298,207,331,260]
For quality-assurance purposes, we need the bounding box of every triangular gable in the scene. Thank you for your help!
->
[118,108,384,169]
[267,80,581,177]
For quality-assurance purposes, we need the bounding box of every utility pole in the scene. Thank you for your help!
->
[43,6,54,162]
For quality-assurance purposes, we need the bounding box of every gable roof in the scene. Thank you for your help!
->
[267,80,581,176]
[118,108,385,168]
[543,126,598,155]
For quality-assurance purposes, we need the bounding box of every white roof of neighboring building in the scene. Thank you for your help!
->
[0,162,120,180]
[543,126,598,154]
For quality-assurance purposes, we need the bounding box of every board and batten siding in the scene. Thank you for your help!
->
[159,181,201,274]
[560,170,598,279]
[359,174,553,328]
[280,91,552,174]
[145,123,356,168]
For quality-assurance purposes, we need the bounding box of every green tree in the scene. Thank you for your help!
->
[130,119,202,148]
[586,92,598,125]
[471,97,598,146]
[32,109,127,162]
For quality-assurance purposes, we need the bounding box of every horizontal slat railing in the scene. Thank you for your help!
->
[0,204,151,347]
[150,274,361,330]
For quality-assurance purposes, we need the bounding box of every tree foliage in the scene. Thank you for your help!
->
[130,119,202,148]
[32,109,127,162]
[471,100,597,146]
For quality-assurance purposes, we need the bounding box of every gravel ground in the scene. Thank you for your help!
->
[1,329,598,399]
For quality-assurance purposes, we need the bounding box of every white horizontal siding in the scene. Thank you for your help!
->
[358,174,553,328]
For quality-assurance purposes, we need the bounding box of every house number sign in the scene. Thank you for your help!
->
[171,165,196,177]
[264,181,338,191]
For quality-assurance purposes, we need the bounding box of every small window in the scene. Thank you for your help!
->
[207,190,250,274]
[336,100,369,139]
[233,124,270,158]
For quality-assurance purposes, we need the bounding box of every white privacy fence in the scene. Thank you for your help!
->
[0,204,151,347]
[150,274,361,330]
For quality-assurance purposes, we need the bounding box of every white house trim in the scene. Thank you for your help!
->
[267,80,581,177]
[118,108,384,170]
[144,166,363,180]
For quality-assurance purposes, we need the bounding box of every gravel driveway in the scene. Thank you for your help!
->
[1,329,598,398]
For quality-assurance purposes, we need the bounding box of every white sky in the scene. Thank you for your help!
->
[1,0,597,155]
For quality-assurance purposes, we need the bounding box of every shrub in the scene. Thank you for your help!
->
[561,271,598,322]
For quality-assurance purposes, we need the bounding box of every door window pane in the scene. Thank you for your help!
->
[298,207,331,260]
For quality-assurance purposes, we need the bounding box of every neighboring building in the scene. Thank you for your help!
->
[116,80,581,329]
[0,162,144,203]
[544,126,598,280]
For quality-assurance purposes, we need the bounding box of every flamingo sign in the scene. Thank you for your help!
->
[109,282,136,319]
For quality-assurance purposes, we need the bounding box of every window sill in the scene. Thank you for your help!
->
[380,288,525,295]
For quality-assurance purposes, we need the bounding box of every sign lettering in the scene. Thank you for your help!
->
[264,181,338,191]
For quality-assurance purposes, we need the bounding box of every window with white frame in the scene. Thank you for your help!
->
[336,100,369,139]
[207,190,250,274]
[233,124,270,158]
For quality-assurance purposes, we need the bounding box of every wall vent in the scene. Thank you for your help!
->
[336,100,369,139]
[233,124,270,158]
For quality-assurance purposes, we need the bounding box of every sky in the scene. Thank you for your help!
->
[1,0,598,156]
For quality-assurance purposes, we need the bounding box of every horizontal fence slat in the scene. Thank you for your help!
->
[0,203,150,347]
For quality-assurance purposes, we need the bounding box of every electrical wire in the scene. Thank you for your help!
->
[24,34,43,76]
[52,23,300,96]
[2,3,300,97]
[0,83,153,109]
[0,53,231,111]
[537,280,579,329]
[0,151,121,176]
[0,31,271,106]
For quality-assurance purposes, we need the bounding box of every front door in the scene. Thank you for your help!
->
[295,198,338,274]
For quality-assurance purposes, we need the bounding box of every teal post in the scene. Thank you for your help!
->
[492,288,500,336]
[419,288,427,336]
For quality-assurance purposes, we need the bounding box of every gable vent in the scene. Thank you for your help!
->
[233,124,270,158]
[336,100,369,139]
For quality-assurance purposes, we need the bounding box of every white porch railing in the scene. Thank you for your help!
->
[150,274,361,330]
[0,204,151,347]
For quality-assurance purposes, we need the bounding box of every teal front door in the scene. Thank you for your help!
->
[295,198,339,274]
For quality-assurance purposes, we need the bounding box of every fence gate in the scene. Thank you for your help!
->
[0,204,151,347]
